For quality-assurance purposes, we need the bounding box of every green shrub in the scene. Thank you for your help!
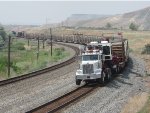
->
[12,61,32,74]
[60,47,65,51]
[44,52,48,56]
[39,61,47,69]
[129,48,133,53]
[105,22,112,29]
[54,48,63,56]
[141,44,150,54]
[12,42,25,50]
[0,56,7,72]
[129,23,138,31]
[12,63,21,74]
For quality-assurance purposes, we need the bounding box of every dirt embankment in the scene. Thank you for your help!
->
[121,54,150,113]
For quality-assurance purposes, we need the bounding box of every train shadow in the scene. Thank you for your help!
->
[81,56,135,89]
[106,56,134,89]
[84,82,101,87]
[121,55,144,77]
[107,77,133,89]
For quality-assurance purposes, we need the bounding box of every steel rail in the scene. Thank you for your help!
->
[26,85,98,113]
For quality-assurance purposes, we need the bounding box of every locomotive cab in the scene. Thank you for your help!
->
[101,41,112,60]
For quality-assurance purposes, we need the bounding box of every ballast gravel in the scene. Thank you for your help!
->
[62,54,149,113]
[0,43,79,113]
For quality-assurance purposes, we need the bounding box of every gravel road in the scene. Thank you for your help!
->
[62,53,149,113]
[0,42,148,113]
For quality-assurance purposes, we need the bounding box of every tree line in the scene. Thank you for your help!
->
[105,22,139,31]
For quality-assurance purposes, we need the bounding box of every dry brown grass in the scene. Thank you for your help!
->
[141,54,150,75]
[123,31,150,74]
[121,92,149,113]
[137,77,150,113]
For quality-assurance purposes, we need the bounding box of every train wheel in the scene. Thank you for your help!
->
[115,65,120,73]
[117,66,121,73]
[85,80,89,84]
[99,71,105,85]
[76,79,81,85]
[105,68,112,82]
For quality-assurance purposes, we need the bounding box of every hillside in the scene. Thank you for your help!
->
[63,14,110,27]
[63,6,150,30]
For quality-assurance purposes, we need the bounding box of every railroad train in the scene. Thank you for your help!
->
[15,31,124,44]
[51,32,128,85]
[15,31,102,44]
[16,31,25,38]
[16,32,128,86]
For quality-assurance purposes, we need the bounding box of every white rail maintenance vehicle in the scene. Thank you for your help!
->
[75,37,128,85]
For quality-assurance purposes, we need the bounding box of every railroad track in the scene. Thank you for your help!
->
[0,43,79,86]
[26,84,99,113]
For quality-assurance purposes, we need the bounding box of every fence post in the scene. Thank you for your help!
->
[50,28,53,56]
[27,34,30,46]
[42,34,45,49]
[37,35,39,61]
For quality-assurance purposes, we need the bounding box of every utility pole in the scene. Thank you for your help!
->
[42,34,45,49]
[50,28,52,56]
[37,35,39,61]
[26,34,30,46]
[8,35,11,77]
[28,37,30,46]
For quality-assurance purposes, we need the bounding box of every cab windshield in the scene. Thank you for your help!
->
[82,55,99,61]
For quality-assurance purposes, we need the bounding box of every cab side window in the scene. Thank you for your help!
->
[103,46,110,55]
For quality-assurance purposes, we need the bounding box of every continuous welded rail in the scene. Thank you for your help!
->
[26,85,98,113]
[0,43,79,86]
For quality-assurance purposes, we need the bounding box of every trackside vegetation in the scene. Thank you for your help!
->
[138,96,150,113]
[141,44,150,54]
[0,38,69,79]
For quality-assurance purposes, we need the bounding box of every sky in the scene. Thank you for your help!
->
[0,1,150,25]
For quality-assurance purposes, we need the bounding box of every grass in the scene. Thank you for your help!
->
[141,44,150,54]
[0,36,4,43]
[138,96,150,113]
[121,93,149,113]
[0,38,69,79]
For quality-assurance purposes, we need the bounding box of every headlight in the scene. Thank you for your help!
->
[76,70,82,74]
[113,65,117,68]
[94,69,101,74]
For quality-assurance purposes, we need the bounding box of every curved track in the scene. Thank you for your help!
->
[26,56,147,113]
[0,43,79,86]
